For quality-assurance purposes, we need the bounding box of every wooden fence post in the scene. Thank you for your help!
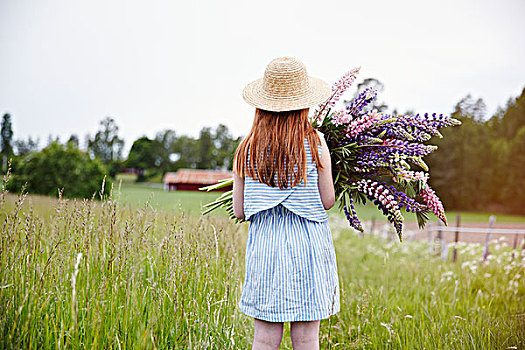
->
[512,232,519,261]
[483,216,495,261]
[452,213,461,263]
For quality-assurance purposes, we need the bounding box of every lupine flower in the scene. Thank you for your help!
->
[345,109,382,137]
[313,67,360,122]
[394,170,429,183]
[376,123,431,142]
[374,113,461,141]
[409,157,429,171]
[331,109,352,126]
[354,149,390,168]
[420,183,448,225]
[343,197,363,232]
[354,180,399,210]
[379,139,438,157]
[354,179,404,239]
[346,88,378,117]
[384,183,429,214]
[328,68,361,107]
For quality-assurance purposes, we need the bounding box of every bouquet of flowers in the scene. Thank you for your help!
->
[200,67,461,241]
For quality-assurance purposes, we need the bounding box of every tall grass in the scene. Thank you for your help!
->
[0,183,250,348]
[0,180,523,348]
[326,218,525,349]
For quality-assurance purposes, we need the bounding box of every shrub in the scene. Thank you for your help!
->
[8,141,111,198]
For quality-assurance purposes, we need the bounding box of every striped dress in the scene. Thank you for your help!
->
[239,138,340,322]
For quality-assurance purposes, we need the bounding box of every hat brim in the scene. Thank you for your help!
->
[242,76,332,112]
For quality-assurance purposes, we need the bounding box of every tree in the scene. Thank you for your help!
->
[491,88,525,140]
[489,88,525,214]
[1,113,14,171]
[87,117,124,164]
[425,88,525,214]
[154,129,177,174]
[454,94,486,122]
[167,125,240,171]
[196,127,214,169]
[46,134,60,147]
[126,136,162,174]
[67,134,79,149]
[426,95,497,211]
[213,124,241,170]
[172,135,199,169]
[504,126,525,212]
[8,141,110,198]
[14,136,40,156]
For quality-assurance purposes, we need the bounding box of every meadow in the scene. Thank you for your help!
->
[0,183,524,349]
[117,182,525,224]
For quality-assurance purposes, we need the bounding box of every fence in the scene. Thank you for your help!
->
[423,214,525,262]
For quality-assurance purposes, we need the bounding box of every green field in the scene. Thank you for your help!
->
[116,183,223,216]
[1,187,524,349]
[116,183,525,225]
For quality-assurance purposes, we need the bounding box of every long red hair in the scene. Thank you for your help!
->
[233,108,323,189]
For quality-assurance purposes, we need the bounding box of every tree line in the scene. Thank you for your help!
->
[126,124,241,181]
[1,115,241,198]
[1,84,524,214]
[426,88,525,215]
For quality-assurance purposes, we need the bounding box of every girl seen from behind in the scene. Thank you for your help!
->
[232,56,340,349]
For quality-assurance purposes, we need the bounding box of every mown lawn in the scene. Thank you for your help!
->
[1,189,523,349]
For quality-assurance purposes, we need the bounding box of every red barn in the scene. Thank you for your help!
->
[163,169,233,191]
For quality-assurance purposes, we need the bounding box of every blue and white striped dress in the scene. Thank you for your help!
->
[239,138,340,322]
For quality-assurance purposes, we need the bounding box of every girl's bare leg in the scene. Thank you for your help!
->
[290,320,320,350]
[252,318,284,350]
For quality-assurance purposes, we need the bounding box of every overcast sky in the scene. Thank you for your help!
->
[1,0,524,151]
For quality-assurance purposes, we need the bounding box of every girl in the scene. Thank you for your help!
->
[232,57,340,349]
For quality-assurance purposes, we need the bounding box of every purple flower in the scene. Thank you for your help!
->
[343,197,363,232]
[378,139,438,157]
[385,183,428,214]
[353,179,404,239]
[372,113,461,142]
[346,88,378,117]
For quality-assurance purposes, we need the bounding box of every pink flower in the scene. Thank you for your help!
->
[313,67,360,122]
[327,67,361,107]
[393,170,447,225]
[420,183,448,225]
[345,109,382,137]
[331,109,351,126]
[396,170,429,182]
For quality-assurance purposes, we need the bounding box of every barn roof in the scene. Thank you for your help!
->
[163,169,233,185]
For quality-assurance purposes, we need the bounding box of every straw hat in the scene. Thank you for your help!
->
[242,56,332,112]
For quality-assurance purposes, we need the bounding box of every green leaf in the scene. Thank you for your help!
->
[416,210,430,229]
[199,178,233,192]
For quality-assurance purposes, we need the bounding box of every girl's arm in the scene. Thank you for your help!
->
[317,132,336,210]
[233,172,245,220]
